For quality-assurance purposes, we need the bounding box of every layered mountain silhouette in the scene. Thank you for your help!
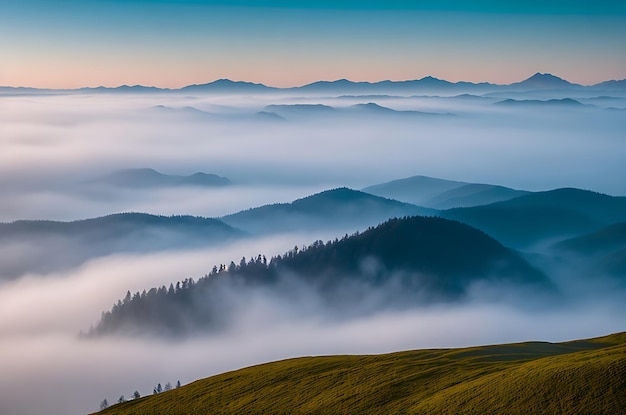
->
[494,98,587,108]
[255,111,286,121]
[221,187,435,235]
[91,168,231,188]
[427,184,530,210]
[441,188,626,248]
[347,102,443,117]
[88,215,548,337]
[553,222,626,277]
[292,76,496,95]
[4,73,625,96]
[554,222,626,255]
[262,104,338,119]
[593,79,626,89]
[262,103,443,120]
[507,72,578,91]
[0,213,242,280]
[363,175,528,208]
[180,79,275,93]
[152,105,218,120]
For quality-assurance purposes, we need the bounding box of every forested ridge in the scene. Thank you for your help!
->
[87,216,547,337]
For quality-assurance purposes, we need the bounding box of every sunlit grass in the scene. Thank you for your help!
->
[94,332,626,415]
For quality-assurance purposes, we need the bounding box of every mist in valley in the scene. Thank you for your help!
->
[1,88,625,415]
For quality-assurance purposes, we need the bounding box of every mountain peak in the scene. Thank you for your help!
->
[417,75,450,85]
[181,78,271,91]
[519,72,572,87]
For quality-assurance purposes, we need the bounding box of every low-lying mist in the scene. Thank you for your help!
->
[1,89,625,415]
[1,227,625,415]
[1,267,623,415]
[1,92,625,222]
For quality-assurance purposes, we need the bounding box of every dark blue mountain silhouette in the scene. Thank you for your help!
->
[222,187,435,235]
[92,168,231,188]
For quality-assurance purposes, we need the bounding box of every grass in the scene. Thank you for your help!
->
[94,332,626,415]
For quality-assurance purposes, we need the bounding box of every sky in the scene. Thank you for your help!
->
[1,0,625,88]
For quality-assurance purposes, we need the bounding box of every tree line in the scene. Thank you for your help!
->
[99,380,182,410]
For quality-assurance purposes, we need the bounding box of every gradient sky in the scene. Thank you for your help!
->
[1,0,625,88]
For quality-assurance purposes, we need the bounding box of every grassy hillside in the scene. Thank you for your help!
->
[93,332,626,415]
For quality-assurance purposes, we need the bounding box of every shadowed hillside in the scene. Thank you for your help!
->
[222,187,435,235]
[87,215,547,337]
[363,175,526,208]
[427,183,529,209]
[92,332,626,415]
[554,222,626,255]
[553,222,626,278]
[442,188,626,248]
[0,213,242,280]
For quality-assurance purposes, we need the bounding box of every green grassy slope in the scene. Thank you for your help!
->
[93,332,626,415]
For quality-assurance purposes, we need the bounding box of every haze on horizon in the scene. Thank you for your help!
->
[2,0,625,89]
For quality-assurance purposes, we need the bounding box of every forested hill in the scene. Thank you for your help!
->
[221,187,435,235]
[441,188,626,248]
[0,213,243,280]
[87,216,548,337]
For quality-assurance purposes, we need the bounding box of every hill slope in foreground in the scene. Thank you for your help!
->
[94,332,626,415]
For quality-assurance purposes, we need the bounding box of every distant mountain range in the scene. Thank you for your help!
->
[494,98,588,108]
[261,103,444,120]
[0,213,241,280]
[3,73,625,96]
[91,168,231,188]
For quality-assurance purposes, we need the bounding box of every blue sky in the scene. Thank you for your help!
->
[1,0,625,87]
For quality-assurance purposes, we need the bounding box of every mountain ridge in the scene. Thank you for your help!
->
[90,168,231,188]
[3,73,625,95]
[88,215,548,337]
[441,188,626,248]
[0,213,243,280]
[221,187,436,235]
[362,175,528,208]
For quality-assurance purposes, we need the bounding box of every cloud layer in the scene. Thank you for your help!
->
[1,90,625,415]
